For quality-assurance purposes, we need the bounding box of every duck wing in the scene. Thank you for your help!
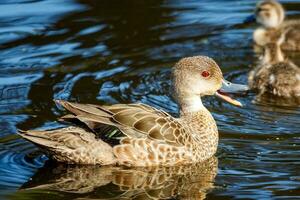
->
[56,100,188,147]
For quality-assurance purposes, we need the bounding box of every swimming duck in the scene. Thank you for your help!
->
[249,32,300,98]
[254,0,300,51]
[19,56,248,167]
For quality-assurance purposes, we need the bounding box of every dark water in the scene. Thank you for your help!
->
[0,0,300,199]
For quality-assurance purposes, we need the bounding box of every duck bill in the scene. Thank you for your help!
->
[215,91,242,107]
[215,79,249,107]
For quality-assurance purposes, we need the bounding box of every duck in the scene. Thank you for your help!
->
[249,31,300,98]
[18,56,248,167]
[253,0,300,51]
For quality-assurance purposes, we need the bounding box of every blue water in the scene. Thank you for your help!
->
[0,0,300,199]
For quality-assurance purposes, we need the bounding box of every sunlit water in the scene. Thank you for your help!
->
[0,0,300,199]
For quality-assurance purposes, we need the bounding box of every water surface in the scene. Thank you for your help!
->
[0,0,300,199]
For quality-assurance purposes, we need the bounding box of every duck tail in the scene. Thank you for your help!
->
[18,127,117,165]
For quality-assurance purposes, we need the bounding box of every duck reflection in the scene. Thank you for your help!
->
[20,157,217,200]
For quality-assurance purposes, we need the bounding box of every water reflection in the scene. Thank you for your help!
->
[18,157,217,200]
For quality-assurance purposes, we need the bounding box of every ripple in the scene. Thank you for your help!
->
[0,0,85,45]
[0,73,43,114]
[0,0,300,199]
[0,139,46,193]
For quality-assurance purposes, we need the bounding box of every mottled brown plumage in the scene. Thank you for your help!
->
[18,56,246,166]
[249,37,300,98]
[254,0,300,51]
[18,127,115,165]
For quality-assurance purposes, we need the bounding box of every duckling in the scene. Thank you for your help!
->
[249,32,300,98]
[254,0,300,51]
[18,56,248,167]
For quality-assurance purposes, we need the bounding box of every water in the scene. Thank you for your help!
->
[0,0,299,199]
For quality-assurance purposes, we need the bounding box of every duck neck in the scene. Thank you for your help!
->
[179,95,219,162]
[179,95,206,114]
[263,43,284,64]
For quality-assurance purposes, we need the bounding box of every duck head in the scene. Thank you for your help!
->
[255,0,285,28]
[172,56,248,112]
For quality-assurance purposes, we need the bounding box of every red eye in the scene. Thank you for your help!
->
[201,71,210,77]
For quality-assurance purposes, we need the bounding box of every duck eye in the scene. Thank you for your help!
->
[201,71,210,77]
[265,12,270,17]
